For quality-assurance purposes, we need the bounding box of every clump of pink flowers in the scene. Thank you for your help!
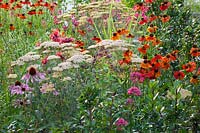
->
[115,118,128,130]
[130,72,145,83]
[50,29,74,44]
[9,81,32,95]
[127,86,142,96]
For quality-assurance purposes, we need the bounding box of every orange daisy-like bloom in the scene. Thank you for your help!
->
[117,29,123,35]
[14,3,22,9]
[152,39,162,46]
[174,71,185,80]
[28,10,37,15]
[147,24,157,33]
[160,1,171,11]
[160,15,170,23]
[139,18,148,25]
[160,59,170,70]
[146,34,156,42]
[91,36,101,43]
[138,44,150,55]
[77,30,86,36]
[111,33,120,40]
[121,29,129,35]
[190,75,199,84]
[138,35,146,42]
[141,59,152,69]
[75,41,84,48]
[164,50,178,62]
[182,62,196,72]
[126,33,134,38]
[190,45,200,57]
[133,2,144,11]
[17,14,26,19]
[0,2,10,10]
[150,61,160,70]
[151,54,163,63]
[80,47,85,52]
[123,50,133,59]
[10,24,15,31]
[38,9,44,15]
[149,14,157,22]
[119,58,131,65]
[153,69,161,78]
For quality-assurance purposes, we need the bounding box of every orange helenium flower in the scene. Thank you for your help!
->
[133,2,144,11]
[174,71,185,80]
[75,41,84,48]
[160,1,171,11]
[77,30,86,36]
[190,45,200,57]
[147,24,157,33]
[146,34,156,42]
[10,24,15,31]
[182,62,196,72]
[138,44,150,54]
[111,33,120,40]
[152,39,161,46]
[149,14,157,22]
[123,50,133,59]
[91,36,101,43]
[190,75,199,84]
[126,33,134,38]
[138,35,146,42]
[160,15,170,23]
[141,59,152,69]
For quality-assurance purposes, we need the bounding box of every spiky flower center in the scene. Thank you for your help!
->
[15,81,21,86]
[29,67,37,76]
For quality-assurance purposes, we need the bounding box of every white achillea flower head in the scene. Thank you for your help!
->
[39,41,60,49]
[7,74,18,79]
[60,43,77,48]
[42,50,52,54]
[62,76,72,81]
[52,66,64,72]
[67,54,86,63]
[40,83,55,93]
[88,40,134,49]
[11,60,24,67]
[58,61,73,70]
[180,89,192,99]
[47,55,60,60]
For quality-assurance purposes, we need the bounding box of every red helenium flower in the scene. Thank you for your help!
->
[174,71,185,80]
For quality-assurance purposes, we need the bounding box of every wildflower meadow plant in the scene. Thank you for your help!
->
[0,0,199,132]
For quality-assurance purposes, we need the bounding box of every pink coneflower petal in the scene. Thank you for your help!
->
[22,66,46,83]
[9,81,32,95]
